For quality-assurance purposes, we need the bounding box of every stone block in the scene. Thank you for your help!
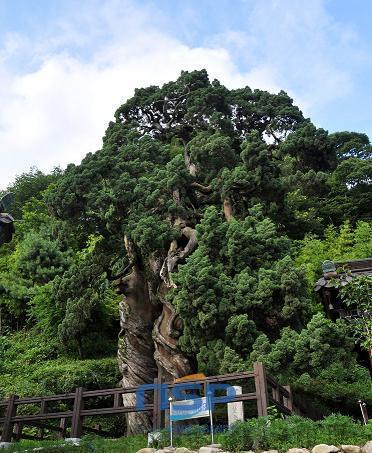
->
[362,442,372,453]
[163,448,176,453]
[228,386,244,428]
[65,437,81,446]
[199,445,223,453]
[286,449,310,453]
[312,445,339,453]
[341,445,361,453]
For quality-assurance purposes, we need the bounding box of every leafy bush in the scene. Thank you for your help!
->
[221,415,372,452]
[0,331,120,398]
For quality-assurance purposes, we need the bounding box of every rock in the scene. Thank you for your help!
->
[65,437,81,446]
[175,449,195,453]
[341,446,361,453]
[198,450,221,453]
[199,445,223,453]
[262,450,279,453]
[149,432,162,446]
[362,442,372,453]
[287,449,310,453]
[137,449,155,453]
[312,445,340,453]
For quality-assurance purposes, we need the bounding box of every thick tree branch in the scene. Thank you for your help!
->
[266,124,281,144]
[190,181,213,194]
[107,263,132,282]
[184,149,197,176]
[223,198,234,222]
[160,225,197,287]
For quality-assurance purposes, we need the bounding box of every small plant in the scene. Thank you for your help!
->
[267,404,281,421]
[221,419,264,452]
[175,424,212,450]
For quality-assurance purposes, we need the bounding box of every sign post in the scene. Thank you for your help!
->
[169,395,210,445]
[161,380,235,447]
[207,390,214,445]
[358,400,369,425]
[169,397,174,447]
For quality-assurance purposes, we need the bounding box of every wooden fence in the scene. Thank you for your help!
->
[0,362,309,444]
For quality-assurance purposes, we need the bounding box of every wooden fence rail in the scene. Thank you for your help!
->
[0,362,305,444]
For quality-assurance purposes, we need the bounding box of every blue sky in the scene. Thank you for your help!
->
[1,0,372,187]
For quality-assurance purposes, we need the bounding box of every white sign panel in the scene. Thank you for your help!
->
[170,397,210,421]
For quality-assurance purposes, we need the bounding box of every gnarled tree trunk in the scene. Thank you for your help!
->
[153,290,193,381]
[116,229,195,434]
[117,264,160,434]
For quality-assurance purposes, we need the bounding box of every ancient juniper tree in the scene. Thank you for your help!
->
[48,70,372,432]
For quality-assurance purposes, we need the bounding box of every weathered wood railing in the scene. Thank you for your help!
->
[0,362,306,444]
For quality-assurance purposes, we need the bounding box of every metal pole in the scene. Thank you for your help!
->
[169,397,173,447]
[207,391,214,445]
[359,400,368,425]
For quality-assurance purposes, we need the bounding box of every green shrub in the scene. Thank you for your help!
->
[0,330,120,399]
[221,415,372,452]
[3,415,372,453]
[174,425,213,450]
[221,418,270,452]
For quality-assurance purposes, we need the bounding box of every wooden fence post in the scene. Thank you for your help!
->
[59,418,67,439]
[1,394,18,443]
[38,399,47,440]
[253,362,269,417]
[271,386,280,404]
[70,387,84,439]
[114,393,123,409]
[13,422,23,441]
[283,385,293,413]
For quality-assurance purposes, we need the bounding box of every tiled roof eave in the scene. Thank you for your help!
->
[314,269,372,291]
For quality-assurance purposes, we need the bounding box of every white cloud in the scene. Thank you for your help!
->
[0,4,281,188]
[0,0,367,188]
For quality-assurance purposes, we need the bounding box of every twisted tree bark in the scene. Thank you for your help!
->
[116,229,195,434]
[117,264,160,434]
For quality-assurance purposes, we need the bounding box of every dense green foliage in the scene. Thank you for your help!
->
[340,275,372,353]
[221,415,372,452]
[250,314,371,411]
[0,70,371,417]
[0,331,120,397]
[296,221,372,289]
[0,169,121,401]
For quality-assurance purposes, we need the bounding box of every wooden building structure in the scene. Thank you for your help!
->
[314,258,372,368]
[314,258,372,321]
